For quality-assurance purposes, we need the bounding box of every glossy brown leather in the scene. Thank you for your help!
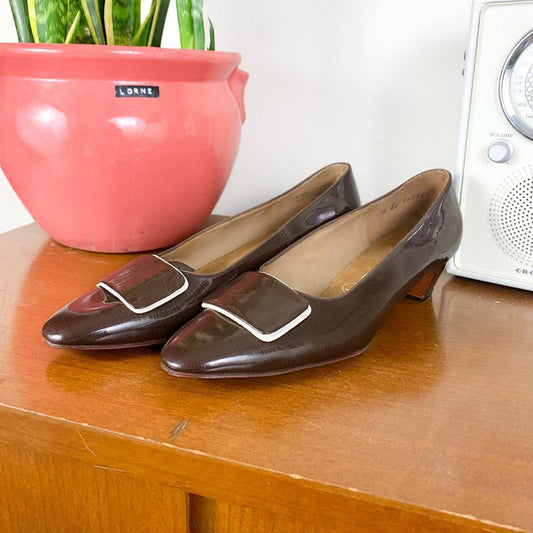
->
[161,169,463,378]
[97,255,191,312]
[42,163,360,348]
[203,271,310,337]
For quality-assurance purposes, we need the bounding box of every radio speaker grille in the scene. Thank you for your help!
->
[489,165,533,267]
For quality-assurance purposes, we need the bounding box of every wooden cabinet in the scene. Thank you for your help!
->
[0,225,531,532]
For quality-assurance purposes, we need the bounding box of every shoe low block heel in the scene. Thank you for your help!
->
[406,259,448,302]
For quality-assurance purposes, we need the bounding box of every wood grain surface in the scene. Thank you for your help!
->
[0,442,189,532]
[0,224,531,532]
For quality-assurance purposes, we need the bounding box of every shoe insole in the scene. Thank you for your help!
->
[320,226,412,298]
[195,235,272,274]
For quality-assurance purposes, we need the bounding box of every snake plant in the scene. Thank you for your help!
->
[8,0,214,49]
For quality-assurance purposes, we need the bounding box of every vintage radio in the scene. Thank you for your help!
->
[448,0,533,290]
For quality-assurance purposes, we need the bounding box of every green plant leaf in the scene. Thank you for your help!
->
[207,17,214,51]
[8,0,34,43]
[132,0,141,36]
[67,0,94,43]
[65,11,81,43]
[176,0,193,49]
[191,0,204,50]
[79,0,106,43]
[27,0,69,43]
[147,0,171,47]
[104,0,137,46]
[132,0,156,46]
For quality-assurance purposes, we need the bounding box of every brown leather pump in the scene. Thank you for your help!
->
[42,163,359,349]
[161,169,462,378]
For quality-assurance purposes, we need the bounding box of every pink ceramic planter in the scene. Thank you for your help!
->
[0,43,248,252]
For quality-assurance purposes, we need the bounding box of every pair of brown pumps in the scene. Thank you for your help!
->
[43,163,462,378]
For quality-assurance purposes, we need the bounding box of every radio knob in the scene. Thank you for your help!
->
[488,139,514,163]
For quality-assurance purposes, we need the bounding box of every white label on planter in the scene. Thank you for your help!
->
[115,86,160,98]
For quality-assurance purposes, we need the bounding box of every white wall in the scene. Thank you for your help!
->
[0,0,471,234]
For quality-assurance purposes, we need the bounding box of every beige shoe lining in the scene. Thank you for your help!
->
[261,170,449,298]
[160,163,349,274]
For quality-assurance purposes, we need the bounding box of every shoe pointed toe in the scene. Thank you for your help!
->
[42,288,125,349]
[161,310,269,377]
[42,311,92,348]
[42,314,70,347]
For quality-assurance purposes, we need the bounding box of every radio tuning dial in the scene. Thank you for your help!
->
[500,28,533,139]
[488,139,514,164]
